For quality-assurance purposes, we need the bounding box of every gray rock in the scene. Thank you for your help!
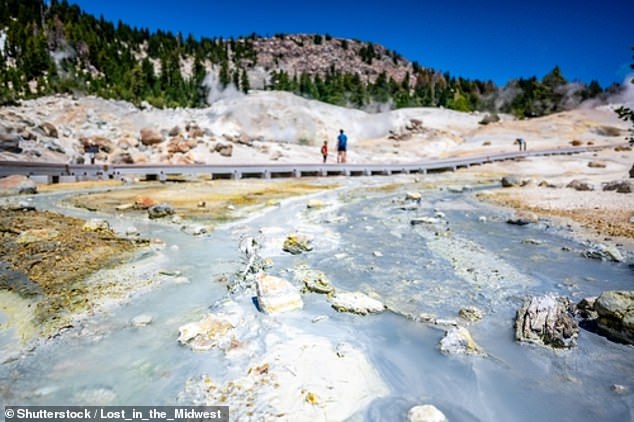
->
[131,314,153,327]
[178,313,234,351]
[507,210,539,225]
[125,226,139,236]
[566,179,594,191]
[501,175,522,187]
[255,273,303,314]
[575,296,598,319]
[0,175,37,195]
[168,126,182,136]
[6,200,36,211]
[283,233,313,254]
[594,290,634,345]
[0,131,23,153]
[538,180,558,188]
[439,326,485,356]
[306,199,326,209]
[616,181,632,193]
[82,218,111,233]
[447,185,466,193]
[329,291,384,315]
[299,269,334,294]
[603,180,634,193]
[611,384,629,395]
[38,122,58,138]
[515,294,578,348]
[582,243,623,262]
[181,224,208,236]
[411,217,442,225]
[587,161,606,168]
[148,203,175,219]
[407,405,448,422]
[459,306,483,322]
[214,142,233,157]
[522,238,543,245]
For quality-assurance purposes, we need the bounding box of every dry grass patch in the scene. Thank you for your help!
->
[68,179,338,223]
[480,190,634,239]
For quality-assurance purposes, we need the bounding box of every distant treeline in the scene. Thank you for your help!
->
[0,0,622,116]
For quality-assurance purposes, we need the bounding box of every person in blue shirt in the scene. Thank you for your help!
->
[337,129,348,163]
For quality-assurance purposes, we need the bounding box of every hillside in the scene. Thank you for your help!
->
[0,0,616,114]
[0,91,629,166]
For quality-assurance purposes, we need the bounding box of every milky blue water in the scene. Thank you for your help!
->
[0,178,632,421]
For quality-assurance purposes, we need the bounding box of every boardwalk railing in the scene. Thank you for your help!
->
[0,144,623,183]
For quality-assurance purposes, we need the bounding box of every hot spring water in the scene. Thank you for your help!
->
[0,178,632,421]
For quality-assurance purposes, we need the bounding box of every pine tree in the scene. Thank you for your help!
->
[615,47,634,145]
[240,69,250,93]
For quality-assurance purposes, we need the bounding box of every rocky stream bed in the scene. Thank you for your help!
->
[0,174,632,422]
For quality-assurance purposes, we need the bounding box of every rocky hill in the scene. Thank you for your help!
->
[248,34,414,87]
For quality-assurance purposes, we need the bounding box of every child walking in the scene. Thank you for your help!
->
[321,141,328,163]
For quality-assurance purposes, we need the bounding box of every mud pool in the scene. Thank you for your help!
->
[0,176,632,421]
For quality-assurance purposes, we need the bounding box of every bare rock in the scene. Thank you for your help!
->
[439,326,485,356]
[407,405,448,422]
[139,127,164,146]
[587,161,607,168]
[178,314,234,351]
[566,179,594,191]
[134,195,157,209]
[582,243,624,262]
[82,218,112,233]
[147,203,175,219]
[617,181,632,193]
[298,269,334,294]
[329,291,384,315]
[80,135,114,153]
[167,135,194,154]
[594,290,634,345]
[575,296,598,320]
[131,314,153,327]
[603,180,633,193]
[110,151,134,164]
[411,217,441,225]
[515,294,578,348]
[507,210,538,225]
[611,384,629,395]
[38,122,58,138]
[117,136,139,150]
[0,175,37,195]
[214,142,233,157]
[501,175,522,187]
[538,180,558,188]
[406,192,422,201]
[306,199,326,209]
[16,228,59,244]
[0,131,23,153]
[188,125,205,139]
[283,233,313,254]
[168,126,182,137]
[459,306,483,322]
[255,273,303,314]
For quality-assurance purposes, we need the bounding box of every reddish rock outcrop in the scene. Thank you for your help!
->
[139,128,164,146]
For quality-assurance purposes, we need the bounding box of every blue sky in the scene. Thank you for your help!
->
[69,0,633,88]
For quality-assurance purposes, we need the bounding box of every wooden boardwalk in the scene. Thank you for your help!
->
[0,144,620,184]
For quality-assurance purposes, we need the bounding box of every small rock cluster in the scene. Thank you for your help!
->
[514,290,634,348]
